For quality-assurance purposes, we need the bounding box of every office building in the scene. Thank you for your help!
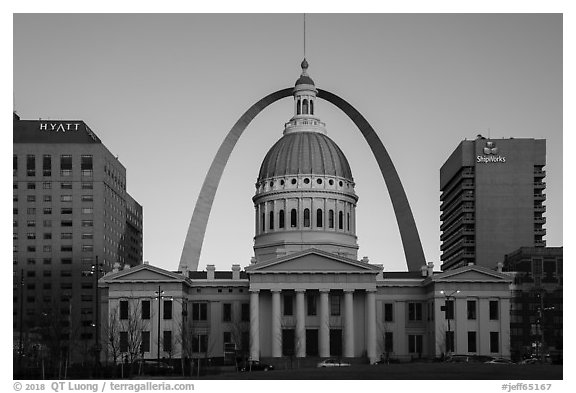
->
[440,136,546,271]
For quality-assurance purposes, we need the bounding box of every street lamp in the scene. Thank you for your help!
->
[154,286,171,372]
[440,290,460,354]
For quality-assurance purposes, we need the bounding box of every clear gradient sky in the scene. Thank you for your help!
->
[13,13,562,273]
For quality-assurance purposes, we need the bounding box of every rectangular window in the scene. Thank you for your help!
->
[61,233,73,240]
[445,300,454,320]
[61,195,72,202]
[384,332,394,353]
[43,233,52,240]
[61,258,72,264]
[43,245,51,252]
[60,270,72,277]
[60,182,72,190]
[142,300,151,319]
[27,245,36,252]
[82,207,93,214]
[60,155,72,176]
[384,303,394,322]
[307,293,317,316]
[119,332,128,353]
[330,294,341,316]
[43,207,52,215]
[43,258,51,265]
[120,300,129,320]
[61,220,73,227]
[140,331,150,353]
[163,331,172,352]
[241,303,249,322]
[408,303,423,321]
[489,300,499,320]
[43,220,52,227]
[467,300,477,320]
[223,331,232,345]
[81,182,93,189]
[81,195,94,202]
[284,294,294,316]
[192,335,208,353]
[61,207,73,214]
[222,303,232,322]
[42,182,51,189]
[408,335,423,354]
[43,155,51,176]
[27,208,36,215]
[27,195,36,202]
[27,155,35,176]
[27,220,36,227]
[192,303,207,321]
[163,300,172,319]
[81,233,93,240]
[82,244,93,252]
[43,195,52,202]
[27,232,36,240]
[81,220,93,227]
[14,155,18,176]
[490,332,499,353]
[468,331,477,352]
[81,155,93,177]
[27,182,36,190]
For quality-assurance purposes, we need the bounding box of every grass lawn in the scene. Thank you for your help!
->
[201,363,562,380]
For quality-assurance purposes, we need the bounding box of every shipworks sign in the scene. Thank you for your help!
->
[477,141,506,163]
[39,122,81,132]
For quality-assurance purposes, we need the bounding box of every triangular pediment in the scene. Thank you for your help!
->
[246,249,380,273]
[431,265,512,283]
[101,264,187,283]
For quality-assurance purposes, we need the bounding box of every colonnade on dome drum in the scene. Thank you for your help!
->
[178,87,426,273]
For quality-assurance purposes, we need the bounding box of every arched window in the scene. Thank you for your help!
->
[302,99,309,115]
[310,100,314,115]
[279,209,285,229]
[316,209,323,227]
[269,211,274,230]
[261,213,266,233]
[338,211,343,230]
[297,100,301,115]
[304,208,310,227]
[291,209,297,228]
[347,212,350,231]
[328,210,334,228]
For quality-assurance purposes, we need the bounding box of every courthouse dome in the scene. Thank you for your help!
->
[257,131,353,182]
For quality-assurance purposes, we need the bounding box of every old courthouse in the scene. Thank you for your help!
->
[100,61,512,366]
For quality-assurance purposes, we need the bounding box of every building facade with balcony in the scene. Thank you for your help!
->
[13,113,143,365]
[440,136,547,271]
[100,61,512,368]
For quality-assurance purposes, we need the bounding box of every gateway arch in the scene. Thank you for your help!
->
[178,87,426,272]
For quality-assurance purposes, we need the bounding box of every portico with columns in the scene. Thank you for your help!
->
[245,248,381,363]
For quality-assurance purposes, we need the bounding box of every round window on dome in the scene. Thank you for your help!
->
[280,179,285,186]
[339,181,343,187]
[316,179,323,185]
[304,178,310,184]
[329,179,334,186]
[291,179,297,185]
[269,181,274,187]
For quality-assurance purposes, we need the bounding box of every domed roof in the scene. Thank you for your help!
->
[258,132,353,182]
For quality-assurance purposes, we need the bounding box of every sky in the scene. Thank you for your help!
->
[12,13,563,273]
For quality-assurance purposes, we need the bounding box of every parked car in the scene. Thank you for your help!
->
[485,358,514,364]
[317,358,351,367]
[132,359,174,375]
[445,355,493,363]
[239,360,274,371]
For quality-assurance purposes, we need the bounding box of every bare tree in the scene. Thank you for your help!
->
[104,306,121,365]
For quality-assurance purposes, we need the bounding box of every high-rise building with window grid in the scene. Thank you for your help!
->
[440,135,546,271]
[13,113,142,363]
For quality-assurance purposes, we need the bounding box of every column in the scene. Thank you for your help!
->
[365,289,377,363]
[319,289,330,358]
[271,289,282,358]
[295,289,306,358]
[249,289,260,361]
[344,289,355,358]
